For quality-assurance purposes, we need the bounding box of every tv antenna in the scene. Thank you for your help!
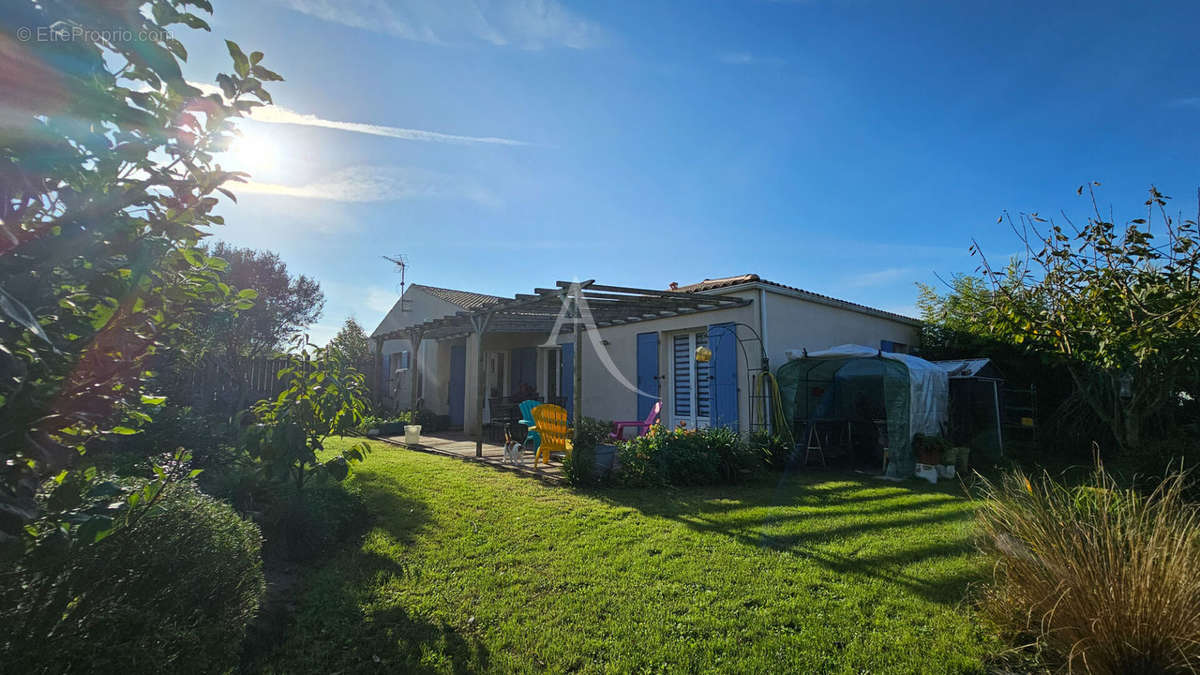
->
[382,254,412,311]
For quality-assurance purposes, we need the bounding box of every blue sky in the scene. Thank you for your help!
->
[180,0,1200,343]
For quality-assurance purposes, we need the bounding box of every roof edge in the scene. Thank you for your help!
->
[700,280,922,326]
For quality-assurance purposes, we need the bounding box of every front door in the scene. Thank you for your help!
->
[448,344,466,427]
[669,330,711,429]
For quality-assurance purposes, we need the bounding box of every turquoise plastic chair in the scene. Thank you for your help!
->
[518,399,541,453]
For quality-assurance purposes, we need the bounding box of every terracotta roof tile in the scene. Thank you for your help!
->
[411,284,506,311]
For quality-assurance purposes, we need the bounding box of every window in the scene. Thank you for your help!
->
[880,340,907,354]
[671,331,711,428]
[392,350,410,371]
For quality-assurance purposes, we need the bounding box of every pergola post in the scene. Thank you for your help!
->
[372,336,384,405]
[407,326,424,411]
[470,312,493,456]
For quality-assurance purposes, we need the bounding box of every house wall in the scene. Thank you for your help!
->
[373,286,468,409]
[580,292,760,429]
[760,287,920,365]
[421,339,457,416]
[379,281,921,436]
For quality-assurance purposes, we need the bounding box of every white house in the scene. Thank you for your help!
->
[369,274,920,441]
[573,274,919,431]
[370,284,504,415]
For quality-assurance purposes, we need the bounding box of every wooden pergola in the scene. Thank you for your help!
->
[373,280,751,455]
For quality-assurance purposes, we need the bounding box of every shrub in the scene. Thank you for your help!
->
[260,476,367,561]
[357,412,412,436]
[101,404,233,475]
[2,483,266,674]
[241,340,371,495]
[975,462,1200,673]
[617,425,762,487]
[360,409,450,435]
[202,458,367,561]
[412,409,450,433]
[564,417,613,486]
[749,430,794,471]
[1109,436,1200,502]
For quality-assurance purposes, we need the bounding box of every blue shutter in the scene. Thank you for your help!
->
[708,323,739,430]
[382,353,391,379]
[880,340,895,353]
[560,343,574,420]
[636,332,659,419]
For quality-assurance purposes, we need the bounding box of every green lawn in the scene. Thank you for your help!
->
[260,438,998,673]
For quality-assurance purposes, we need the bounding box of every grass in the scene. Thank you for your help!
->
[258,438,998,673]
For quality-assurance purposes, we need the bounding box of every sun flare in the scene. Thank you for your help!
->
[222,131,280,177]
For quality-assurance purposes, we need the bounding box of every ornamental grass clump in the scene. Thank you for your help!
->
[975,461,1200,674]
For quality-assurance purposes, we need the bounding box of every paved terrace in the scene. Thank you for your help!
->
[372,431,566,483]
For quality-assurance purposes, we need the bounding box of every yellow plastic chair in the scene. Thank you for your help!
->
[531,403,572,467]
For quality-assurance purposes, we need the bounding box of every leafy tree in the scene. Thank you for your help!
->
[0,1,280,550]
[240,339,371,498]
[972,185,1200,451]
[154,243,324,416]
[327,316,372,376]
[204,242,324,357]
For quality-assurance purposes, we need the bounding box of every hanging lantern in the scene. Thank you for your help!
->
[695,345,712,363]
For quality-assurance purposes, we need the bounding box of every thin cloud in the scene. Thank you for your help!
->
[1170,97,1200,108]
[718,51,785,66]
[250,106,528,146]
[186,81,527,146]
[250,106,528,145]
[232,166,497,205]
[271,0,604,49]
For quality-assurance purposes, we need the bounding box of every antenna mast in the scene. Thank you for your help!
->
[382,254,411,311]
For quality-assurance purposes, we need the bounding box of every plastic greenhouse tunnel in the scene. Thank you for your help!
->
[774,345,949,478]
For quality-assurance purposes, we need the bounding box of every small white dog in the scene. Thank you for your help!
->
[502,424,525,465]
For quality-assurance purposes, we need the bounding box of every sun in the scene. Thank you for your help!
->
[222,131,280,178]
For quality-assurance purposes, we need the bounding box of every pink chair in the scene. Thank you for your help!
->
[609,400,662,441]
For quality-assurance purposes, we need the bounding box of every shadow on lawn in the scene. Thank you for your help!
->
[597,472,982,606]
[262,466,491,674]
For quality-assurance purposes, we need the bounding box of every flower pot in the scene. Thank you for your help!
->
[593,443,620,474]
[914,463,938,484]
[404,425,422,445]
